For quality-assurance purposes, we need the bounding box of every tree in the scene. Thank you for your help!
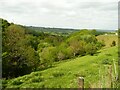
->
[24,35,40,50]
[57,46,68,60]
[39,47,56,68]
[111,40,116,47]
[85,43,97,55]
[96,41,105,49]
[2,24,39,78]
[2,19,10,52]
[1,18,10,32]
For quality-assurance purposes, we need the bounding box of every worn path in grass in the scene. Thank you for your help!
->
[3,46,118,88]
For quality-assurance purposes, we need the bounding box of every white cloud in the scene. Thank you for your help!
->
[0,0,118,30]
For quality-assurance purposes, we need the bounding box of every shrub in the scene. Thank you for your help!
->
[111,40,116,47]
[85,43,97,55]
[34,72,42,76]
[101,58,112,65]
[52,71,64,77]
[40,47,57,67]
[31,76,44,82]
[11,79,23,85]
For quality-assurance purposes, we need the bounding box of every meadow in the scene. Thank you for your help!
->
[1,18,119,88]
[96,35,118,48]
[2,46,118,88]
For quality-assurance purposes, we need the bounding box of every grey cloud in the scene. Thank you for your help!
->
[99,2,118,11]
[76,2,104,9]
[0,1,38,14]
[75,2,117,11]
[0,0,118,30]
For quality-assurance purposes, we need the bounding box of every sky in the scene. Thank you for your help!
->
[0,0,119,30]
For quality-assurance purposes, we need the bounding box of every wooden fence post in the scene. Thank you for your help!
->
[109,65,112,88]
[113,59,118,81]
[78,77,84,89]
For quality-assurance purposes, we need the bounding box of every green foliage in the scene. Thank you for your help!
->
[85,43,97,55]
[2,24,39,78]
[95,41,105,49]
[2,19,106,80]
[91,29,105,36]
[101,58,112,65]
[40,47,57,68]
[24,35,40,50]
[30,76,44,82]
[111,40,116,47]
[44,35,64,46]
[56,44,69,60]
[25,28,45,37]
[52,71,64,77]
[37,29,104,66]
[3,46,118,88]
[11,79,23,85]
[1,18,10,32]
[66,31,101,56]
[25,26,79,34]
[96,35,118,48]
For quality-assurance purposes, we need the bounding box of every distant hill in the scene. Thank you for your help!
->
[24,26,117,34]
[24,26,80,34]
[96,29,117,32]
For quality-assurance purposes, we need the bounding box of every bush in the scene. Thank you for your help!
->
[40,47,57,67]
[101,58,112,65]
[11,79,23,85]
[85,43,97,55]
[111,40,116,47]
[31,76,44,82]
[52,71,64,77]
[2,24,40,78]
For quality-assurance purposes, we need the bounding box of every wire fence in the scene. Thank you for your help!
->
[78,58,118,88]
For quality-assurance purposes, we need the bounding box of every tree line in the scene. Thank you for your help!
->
[1,18,104,78]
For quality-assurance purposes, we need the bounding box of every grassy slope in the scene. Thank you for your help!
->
[3,46,118,88]
[96,35,118,48]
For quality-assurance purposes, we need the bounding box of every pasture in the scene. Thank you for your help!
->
[3,46,118,88]
[96,35,118,48]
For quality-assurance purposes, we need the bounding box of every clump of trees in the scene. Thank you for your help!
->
[2,21,39,78]
[111,40,116,47]
[2,19,104,79]
[37,29,104,66]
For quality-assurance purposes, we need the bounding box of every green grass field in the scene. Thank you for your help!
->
[96,35,118,48]
[2,46,118,88]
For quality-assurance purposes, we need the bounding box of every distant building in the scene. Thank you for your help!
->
[115,33,118,35]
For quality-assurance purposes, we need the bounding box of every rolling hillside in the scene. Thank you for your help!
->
[97,35,118,48]
[2,18,118,88]
[3,46,118,88]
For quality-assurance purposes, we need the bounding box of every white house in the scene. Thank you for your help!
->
[115,33,118,35]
